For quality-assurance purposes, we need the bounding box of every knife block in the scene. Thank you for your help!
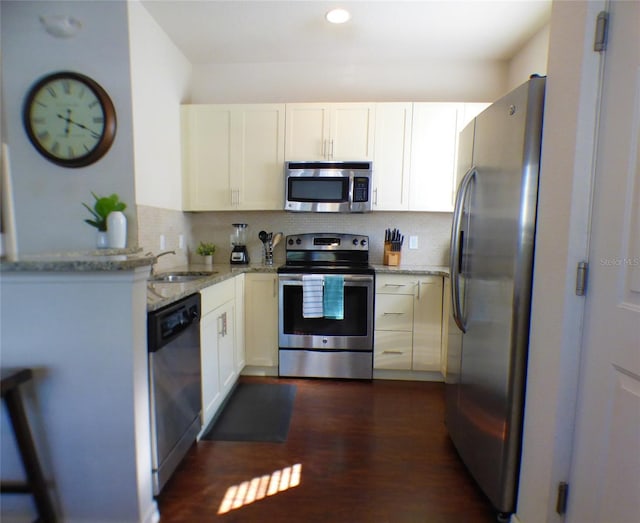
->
[383,242,401,266]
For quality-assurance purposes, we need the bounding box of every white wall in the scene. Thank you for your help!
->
[516,2,605,522]
[507,24,550,93]
[190,60,508,104]
[0,0,137,254]
[128,0,192,211]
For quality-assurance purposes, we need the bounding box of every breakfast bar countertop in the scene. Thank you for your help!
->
[0,248,154,272]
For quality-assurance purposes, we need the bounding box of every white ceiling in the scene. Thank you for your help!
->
[140,0,552,66]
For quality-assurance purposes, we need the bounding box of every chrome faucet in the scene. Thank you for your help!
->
[146,250,176,275]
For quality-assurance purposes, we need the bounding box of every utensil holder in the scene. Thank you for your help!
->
[263,241,274,266]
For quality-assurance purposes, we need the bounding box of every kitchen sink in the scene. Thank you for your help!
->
[149,271,217,283]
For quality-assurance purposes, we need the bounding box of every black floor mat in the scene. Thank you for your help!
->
[201,383,296,442]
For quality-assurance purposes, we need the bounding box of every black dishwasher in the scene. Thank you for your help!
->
[148,293,201,496]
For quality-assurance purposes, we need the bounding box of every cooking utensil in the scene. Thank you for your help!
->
[272,232,283,248]
[259,230,268,243]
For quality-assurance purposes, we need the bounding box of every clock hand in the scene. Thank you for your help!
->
[56,113,101,139]
[64,109,71,135]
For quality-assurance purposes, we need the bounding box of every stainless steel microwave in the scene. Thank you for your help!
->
[284,161,373,213]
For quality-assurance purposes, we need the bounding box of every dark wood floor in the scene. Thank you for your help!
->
[157,376,496,523]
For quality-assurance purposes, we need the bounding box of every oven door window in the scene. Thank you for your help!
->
[282,283,369,336]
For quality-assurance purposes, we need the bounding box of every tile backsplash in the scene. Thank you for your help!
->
[138,206,453,269]
[189,210,453,267]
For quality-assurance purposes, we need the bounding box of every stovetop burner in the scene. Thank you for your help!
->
[278,233,373,274]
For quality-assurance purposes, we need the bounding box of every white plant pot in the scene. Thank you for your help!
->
[201,255,213,267]
[107,211,127,249]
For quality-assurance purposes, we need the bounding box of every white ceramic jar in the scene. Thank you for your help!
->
[107,211,127,249]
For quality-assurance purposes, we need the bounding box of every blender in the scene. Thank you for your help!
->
[229,223,249,264]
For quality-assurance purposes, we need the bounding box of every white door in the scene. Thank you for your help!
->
[568,3,640,522]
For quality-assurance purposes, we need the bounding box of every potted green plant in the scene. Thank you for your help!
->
[196,241,216,266]
[82,192,127,248]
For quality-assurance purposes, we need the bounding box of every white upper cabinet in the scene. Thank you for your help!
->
[181,104,285,211]
[182,105,232,211]
[285,103,375,160]
[454,103,491,192]
[408,102,489,212]
[372,103,412,211]
[408,103,460,213]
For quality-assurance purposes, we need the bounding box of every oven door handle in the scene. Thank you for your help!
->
[279,274,374,285]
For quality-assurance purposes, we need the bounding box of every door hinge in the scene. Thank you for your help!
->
[594,10,609,52]
[576,261,589,296]
[556,481,569,515]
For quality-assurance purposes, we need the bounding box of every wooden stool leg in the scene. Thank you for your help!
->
[4,388,58,523]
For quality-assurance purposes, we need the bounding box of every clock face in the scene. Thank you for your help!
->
[23,72,116,167]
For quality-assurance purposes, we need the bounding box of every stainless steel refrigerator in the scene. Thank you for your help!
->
[446,76,545,518]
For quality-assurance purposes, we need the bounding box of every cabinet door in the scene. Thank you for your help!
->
[234,274,246,372]
[200,311,222,428]
[284,104,330,160]
[244,273,278,367]
[217,301,236,395]
[412,277,444,371]
[375,294,414,332]
[285,103,375,160]
[182,105,233,211]
[372,103,412,210]
[454,103,490,192]
[234,105,285,210]
[409,103,460,212]
[376,275,416,295]
[374,331,413,370]
[330,103,375,160]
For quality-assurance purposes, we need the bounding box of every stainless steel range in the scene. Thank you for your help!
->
[277,233,375,379]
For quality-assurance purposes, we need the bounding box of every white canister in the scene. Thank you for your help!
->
[107,211,127,249]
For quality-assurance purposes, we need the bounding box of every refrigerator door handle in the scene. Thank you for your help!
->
[449,167,476,333]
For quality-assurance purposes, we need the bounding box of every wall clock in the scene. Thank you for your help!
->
[23,71,117,168]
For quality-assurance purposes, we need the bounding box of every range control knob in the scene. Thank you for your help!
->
[296,238,302,245]
[352,238,359,246]
[287,238,294,246]
[360,239,367,246]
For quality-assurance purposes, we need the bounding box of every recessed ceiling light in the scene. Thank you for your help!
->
[326,8,351,24]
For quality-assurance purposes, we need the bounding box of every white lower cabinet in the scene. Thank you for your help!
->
[374,274,444,374]
[234,273,246,372]
[244,273,279,371]
[200,278,238,430]
[412,277,444,371]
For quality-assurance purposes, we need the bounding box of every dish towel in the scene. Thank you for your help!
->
[302,274,324,318]
[323,275,344,320]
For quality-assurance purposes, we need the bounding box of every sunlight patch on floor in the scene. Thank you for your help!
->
[217,463,302,514]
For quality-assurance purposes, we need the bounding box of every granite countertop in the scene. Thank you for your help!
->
[0,248,154,272]
[148,263,449,311]
[1,252,449,311]
[147,263,277,311]
[372,264,449,277]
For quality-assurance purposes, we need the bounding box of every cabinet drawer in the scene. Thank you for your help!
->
[374,331,413,370]
[375,294,413,331]
[201,278,235,314]
[376,275,416,294]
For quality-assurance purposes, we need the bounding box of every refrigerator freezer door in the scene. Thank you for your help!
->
[447,77,545,514]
